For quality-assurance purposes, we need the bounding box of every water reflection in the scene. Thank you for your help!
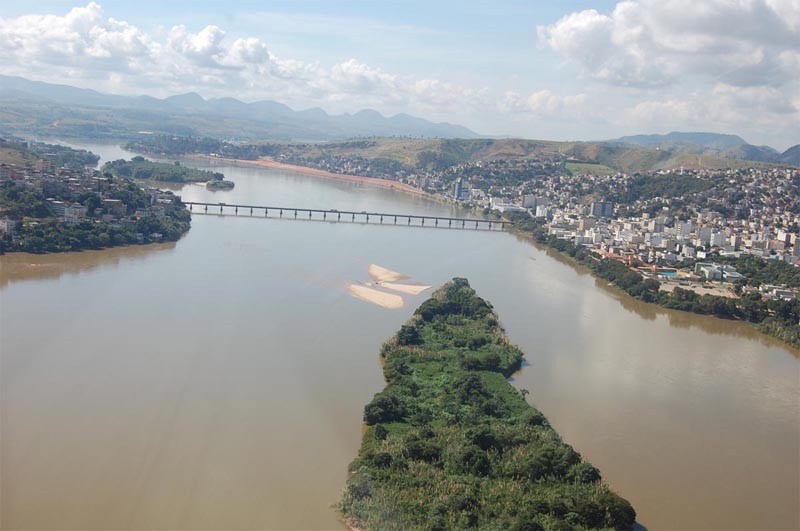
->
[0,243,177,288]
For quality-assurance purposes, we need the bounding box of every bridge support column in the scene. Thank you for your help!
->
[204,205,208,212]
[449,219,452,227]
[380,215,383,223]
[280,209,283,217]
[408,217,411,225]
[462,220,465,228]
[308,211,311,219]
[489,222,492,229]
[235,207,238,214]
[352,213,355,221]
[366,214,369,222]
[189,204,193,210]
[475,221,478,229]
[294,210,297,218]
[435,218,438,226]
[250,207,253,215]
[219,205,223,213]
[338,213,341,221]
[421,218,425,226]
[394,216,397,223]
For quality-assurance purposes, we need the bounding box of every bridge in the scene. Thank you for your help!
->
[184,202,510,230]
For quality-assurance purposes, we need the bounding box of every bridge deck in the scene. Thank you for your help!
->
[183,201,510,227]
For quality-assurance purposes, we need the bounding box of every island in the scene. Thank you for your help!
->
[0,139,191,254]
[103,156,227,184]
[206,179,234,190]
[341,278,636,530]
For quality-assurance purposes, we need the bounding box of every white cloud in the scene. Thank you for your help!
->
[0,2,492,119]
[539,0,800,88]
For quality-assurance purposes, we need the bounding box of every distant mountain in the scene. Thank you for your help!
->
[613,131,797,165]
[0,75,478,141]
[616,131,749,150]
[780,145,800,165]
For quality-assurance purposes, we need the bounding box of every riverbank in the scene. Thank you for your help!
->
[504,212,800,352]
[195,156,430,197]
[340,278,636,530]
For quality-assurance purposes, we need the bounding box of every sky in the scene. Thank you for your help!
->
[0,1,798,149]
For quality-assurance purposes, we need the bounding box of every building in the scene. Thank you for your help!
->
[590,201,614,219]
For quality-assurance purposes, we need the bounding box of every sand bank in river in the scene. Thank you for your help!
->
[200,156,427,196]
[348,284,404,309]
[378,282,431,295]
[367,264,407,283]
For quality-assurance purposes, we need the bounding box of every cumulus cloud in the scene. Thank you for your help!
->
[0,2,497,118]
[538,0,799,146]
[539,0,800,88]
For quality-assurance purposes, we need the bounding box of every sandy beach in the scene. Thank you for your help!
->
[200,155,428,196]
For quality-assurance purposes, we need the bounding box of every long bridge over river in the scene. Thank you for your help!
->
[184,202,510,230]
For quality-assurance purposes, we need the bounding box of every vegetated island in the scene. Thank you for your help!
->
[0,139,191,254]
[103,156,228,184]
[205,179,234,190]
[341,278,635,531]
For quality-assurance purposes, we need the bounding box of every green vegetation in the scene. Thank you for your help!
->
[565,162,615,176]
[103,156,224,183]
[206,179,235,190]
[341,279,636,531]
[0,179,190,253]
[506,212,800,349]
[622,173,714,203]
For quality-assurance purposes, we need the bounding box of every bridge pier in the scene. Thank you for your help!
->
[462,220,465,228]
[435,218,438,226]
[294,210,297,218]
[280,209,283,217]
[204,205,208,212]
[338,213,341,221]
[219,205,223,213]
[380,215,383,223]
[308,211,311,219]
[352,213,355,221]
[421,218,425,226]
[250,207,253,215]
[323,212,326,220]
[394,216,397,223]
[408,217,411,225]
[475,221,479,229]
[449,219,452,227]
[189,204,192,211]
[235,207,238,214]
[366,214,369,222]
[489,222,492,229]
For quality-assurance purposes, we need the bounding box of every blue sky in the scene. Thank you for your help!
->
[1,1,798,148]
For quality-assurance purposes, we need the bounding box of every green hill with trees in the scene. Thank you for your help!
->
[340,279,635,531]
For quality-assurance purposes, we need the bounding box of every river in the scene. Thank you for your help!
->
[1,142,798,530]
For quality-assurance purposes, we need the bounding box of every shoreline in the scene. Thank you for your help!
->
[504,218,800,355]
[195,155,430,197]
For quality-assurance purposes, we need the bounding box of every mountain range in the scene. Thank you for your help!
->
[0,75,796,167]
[612,131,799,166]
[0,75,477,140]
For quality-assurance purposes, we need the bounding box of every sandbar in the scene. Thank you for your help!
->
[378,282,431,295]
[348,284,404,309]
[367,264,407,283]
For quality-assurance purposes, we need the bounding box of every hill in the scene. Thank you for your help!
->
[0,75,478,141]
[613,131,796,165]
